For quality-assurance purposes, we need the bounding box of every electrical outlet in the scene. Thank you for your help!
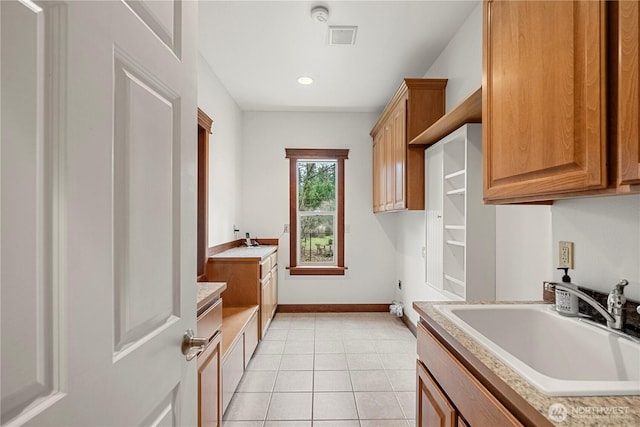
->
[284,224,289,233]
[398,280,402,290]
[559,241,574,269]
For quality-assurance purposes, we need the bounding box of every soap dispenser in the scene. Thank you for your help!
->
[555,267,579,316]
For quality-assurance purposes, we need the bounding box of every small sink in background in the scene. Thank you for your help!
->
[434,303,640,396]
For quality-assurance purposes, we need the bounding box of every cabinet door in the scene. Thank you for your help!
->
[198,333,222,427]
[393,101,407,210]
[372,131,385,212]
[618,0,640,186]
[261,272,272,339]
[416,361,456,427]
[270,265,278,318]
[483,0,607,202]
[222,337,244,412]
[384,122,395,210]
[458,416,470,427]
[244,311,259,366]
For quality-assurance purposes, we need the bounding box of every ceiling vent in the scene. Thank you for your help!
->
[329,26,357,46]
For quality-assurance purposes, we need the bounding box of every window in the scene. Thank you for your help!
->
[285,148,348,275]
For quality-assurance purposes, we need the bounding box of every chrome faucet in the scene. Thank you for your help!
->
[607,280,629,330]
[550,280,629,331]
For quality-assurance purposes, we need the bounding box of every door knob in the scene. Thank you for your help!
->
[182,329,208,361]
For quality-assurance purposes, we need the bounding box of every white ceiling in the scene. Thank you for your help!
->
[198,1,479,113]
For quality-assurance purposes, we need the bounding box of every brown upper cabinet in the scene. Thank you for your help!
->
[617,0,640,188]
[483,0,640,204]
[371,79,447,212]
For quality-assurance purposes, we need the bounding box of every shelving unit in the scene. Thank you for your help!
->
[425,124,495,300]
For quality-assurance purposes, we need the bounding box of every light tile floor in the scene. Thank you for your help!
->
[223,312,417,427]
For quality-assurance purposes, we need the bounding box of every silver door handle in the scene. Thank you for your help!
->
[182,329,208,361]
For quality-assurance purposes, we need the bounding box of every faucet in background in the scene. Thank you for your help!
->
[549,280,629,331]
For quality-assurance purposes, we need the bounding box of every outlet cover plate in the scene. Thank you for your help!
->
[559,241,574,269]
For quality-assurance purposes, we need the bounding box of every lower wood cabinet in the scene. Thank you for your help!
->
[417,321,529,427]
[198,332,222,427]
[221,309,259,413]
[222,333,244,413]
[206,243,278,417]
[207,245,277,340]
[243,310,259,369]
[417,361,456,427]
[260,252,278,338]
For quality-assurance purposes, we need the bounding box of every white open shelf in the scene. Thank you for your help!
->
[445,169,465,180]
[444,274,465,287]
[446,188,466,195]
[444,225,465,230]
[424,124,496,302]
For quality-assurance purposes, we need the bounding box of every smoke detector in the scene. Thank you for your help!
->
[311,5,329,23]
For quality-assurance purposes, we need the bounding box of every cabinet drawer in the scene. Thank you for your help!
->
[269,252,277,268]
[260,257,272,279]
[417,322,522,427]
[261,271,271,287]
[197,297,222,341]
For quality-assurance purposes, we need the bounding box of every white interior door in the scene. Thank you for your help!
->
[1,1,198,425]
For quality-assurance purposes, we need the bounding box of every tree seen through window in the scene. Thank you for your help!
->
[297,160,336,263]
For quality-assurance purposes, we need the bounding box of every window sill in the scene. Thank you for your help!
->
[288,266,347,276]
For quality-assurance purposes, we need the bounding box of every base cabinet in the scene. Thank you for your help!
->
[417,361,456,427]
[417,319,553,426]
[260,251,278,339]
[198,333,222,427]
[208,246,277,340]
[221,334,245,413]
[221,309,259,413]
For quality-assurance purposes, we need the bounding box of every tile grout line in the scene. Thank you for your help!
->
[229,313,415,426]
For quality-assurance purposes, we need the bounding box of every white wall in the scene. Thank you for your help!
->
[198,54,244,246]
[550,195,640,301]
[495,205,552,300]
[240,112,398,304]
[423,2,482,110]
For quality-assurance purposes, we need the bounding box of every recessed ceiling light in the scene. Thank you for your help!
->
[297,76,314,85]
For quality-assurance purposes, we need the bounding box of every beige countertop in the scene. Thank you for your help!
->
[413,300,640,427]
[197,282,226,313]
[209,245,277,261]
